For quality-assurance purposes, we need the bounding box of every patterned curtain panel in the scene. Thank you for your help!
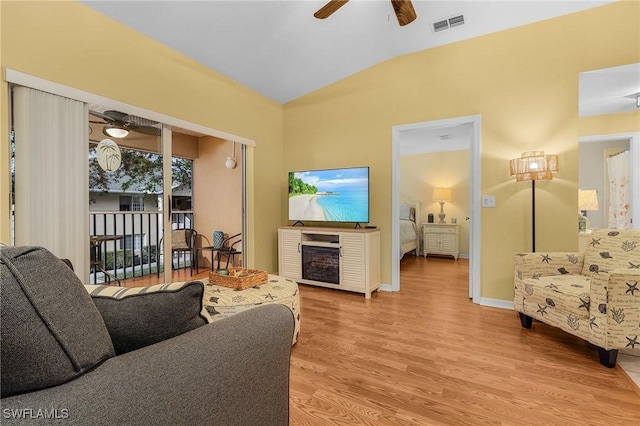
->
[607,150,631,229]
[13,86,89,280]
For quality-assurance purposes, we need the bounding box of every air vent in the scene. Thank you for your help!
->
[432,14,466,33]
[432,19,449,32]
[448,14,465,28]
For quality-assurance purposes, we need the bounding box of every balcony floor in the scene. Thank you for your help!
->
[120,267,210,287]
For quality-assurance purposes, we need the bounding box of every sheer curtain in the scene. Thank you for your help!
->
[607,149,631,229]
[13,86,89,280]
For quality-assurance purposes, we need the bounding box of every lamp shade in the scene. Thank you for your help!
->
[432,187,452,201]
[103,125,129,139]
[578,189,599,211]
[510,151,558,182]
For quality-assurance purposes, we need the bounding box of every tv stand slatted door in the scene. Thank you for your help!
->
[278,226,381,299]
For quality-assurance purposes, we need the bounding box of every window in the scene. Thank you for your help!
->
[121,234,143,251]
[132,196,144,211]
[119,196,144,211]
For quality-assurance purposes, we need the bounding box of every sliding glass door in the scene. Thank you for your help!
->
[87,107,169,284]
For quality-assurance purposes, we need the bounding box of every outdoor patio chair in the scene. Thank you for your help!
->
[217,233,242,270]
[157,229,198,277]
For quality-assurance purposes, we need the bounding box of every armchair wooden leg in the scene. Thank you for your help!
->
[597,347,618,368]
[518,312,533,329]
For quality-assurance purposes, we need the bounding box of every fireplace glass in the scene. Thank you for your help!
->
[302,245,340,284]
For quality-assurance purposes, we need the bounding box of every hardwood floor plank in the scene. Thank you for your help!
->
[289,256,640,425]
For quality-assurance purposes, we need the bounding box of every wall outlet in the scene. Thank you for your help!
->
[482,195,496,208]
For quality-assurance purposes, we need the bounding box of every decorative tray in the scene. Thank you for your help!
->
[209,268,268,290]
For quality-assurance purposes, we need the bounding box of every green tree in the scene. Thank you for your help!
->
[89,147,192,194]
[288,174,317,196]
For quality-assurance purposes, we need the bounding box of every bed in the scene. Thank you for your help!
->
[399,196,420,259]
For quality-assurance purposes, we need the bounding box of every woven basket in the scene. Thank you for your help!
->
[209,268,268,290]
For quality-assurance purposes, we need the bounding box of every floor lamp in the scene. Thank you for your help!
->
[510,151,558,252]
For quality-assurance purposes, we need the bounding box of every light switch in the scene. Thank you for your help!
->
[482,195,496,208]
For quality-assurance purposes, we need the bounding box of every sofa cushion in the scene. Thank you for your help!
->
[582,229,640,277]
[86,281,212,354]
[0,246,115,398]
[517,274,592,320]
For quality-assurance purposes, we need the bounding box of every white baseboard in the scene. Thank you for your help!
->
[379,283,393,292]
[479,297,514,310]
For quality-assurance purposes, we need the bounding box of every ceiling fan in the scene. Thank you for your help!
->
[314,0,417,26]
[89,110,161,138]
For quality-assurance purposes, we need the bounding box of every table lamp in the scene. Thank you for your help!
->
[433,187,452,224]
[578,189,599,232]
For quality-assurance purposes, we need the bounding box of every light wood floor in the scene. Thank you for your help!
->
[288,255,640,425]
[119,267,206,287]
[122,257,640,424]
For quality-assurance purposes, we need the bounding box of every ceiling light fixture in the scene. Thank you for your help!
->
[225,142,237,169]
[103,125,129,139]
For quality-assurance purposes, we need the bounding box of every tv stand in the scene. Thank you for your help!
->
[278,226,380,299]
[291,221,305,227]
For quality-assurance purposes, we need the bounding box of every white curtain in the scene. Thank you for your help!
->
[13,86,89,281]
[607,149,631,229]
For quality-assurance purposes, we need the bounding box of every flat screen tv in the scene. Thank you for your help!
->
[288,166,370,225]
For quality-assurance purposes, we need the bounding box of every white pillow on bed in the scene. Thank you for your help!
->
[400,204,412,220]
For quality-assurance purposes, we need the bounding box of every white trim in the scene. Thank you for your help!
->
[4,68,256,147]
[379,283,393,292]
[391,115,481,304]
[479,298,513,310]
[162,125,173,281]
[579,132,639,229]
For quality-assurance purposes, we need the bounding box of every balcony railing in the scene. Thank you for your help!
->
[89,211,194,284]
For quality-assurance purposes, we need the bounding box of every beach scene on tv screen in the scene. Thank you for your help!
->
[288,167,369,223]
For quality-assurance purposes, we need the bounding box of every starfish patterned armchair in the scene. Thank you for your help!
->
[514,229,640,367]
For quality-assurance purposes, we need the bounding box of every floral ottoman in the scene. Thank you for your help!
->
[201,274,300,345]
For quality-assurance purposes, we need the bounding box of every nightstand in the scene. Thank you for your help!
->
[422,223,460,260]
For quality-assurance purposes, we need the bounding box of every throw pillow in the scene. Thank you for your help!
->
[0,246,115,398]
[86,281,212,354]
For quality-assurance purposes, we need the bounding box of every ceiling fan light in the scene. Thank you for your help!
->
[103,125,129,138]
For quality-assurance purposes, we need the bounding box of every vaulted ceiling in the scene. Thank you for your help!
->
[83,0,615,104]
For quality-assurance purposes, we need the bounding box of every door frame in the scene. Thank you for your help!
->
[390,115,481,303]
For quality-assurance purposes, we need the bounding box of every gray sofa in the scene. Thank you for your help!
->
[1,246,294,425]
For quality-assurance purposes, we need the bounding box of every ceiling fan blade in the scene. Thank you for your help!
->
[314,0,349,19]
[103,110,129,122]
[122,115,158,127]
[127,124,161,137]
[89,110,115,123]
[391,0,416,26]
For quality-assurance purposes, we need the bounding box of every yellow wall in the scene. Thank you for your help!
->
[193,137,243,268]
[579,111,640,136]
[283,1,640,300]
[0,0,284,272]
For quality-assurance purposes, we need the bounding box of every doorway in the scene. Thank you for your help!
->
[391,115,481,303]
[579,133,639,229]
